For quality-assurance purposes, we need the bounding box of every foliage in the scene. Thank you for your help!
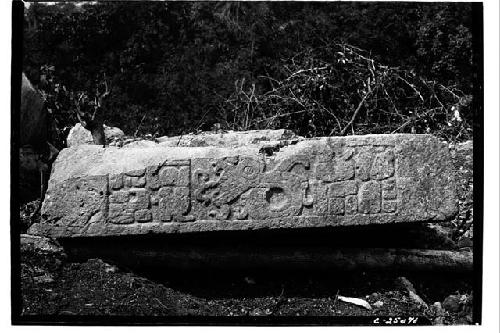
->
[224,43,472,141]
[22,1,477,144]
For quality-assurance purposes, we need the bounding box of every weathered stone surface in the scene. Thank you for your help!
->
[66,123,125,147]
[156,129,301,147]
[29,134,457,238]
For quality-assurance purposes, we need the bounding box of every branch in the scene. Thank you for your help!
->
[390,107,441,134]
[340,89,372,136]
[286,66,329,80]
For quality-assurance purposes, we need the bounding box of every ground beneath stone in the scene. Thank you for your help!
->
[17,239,474,324]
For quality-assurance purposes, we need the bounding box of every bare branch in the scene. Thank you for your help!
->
[340,88,373,136]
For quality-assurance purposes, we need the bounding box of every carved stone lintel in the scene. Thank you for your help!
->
[30,134,458,238]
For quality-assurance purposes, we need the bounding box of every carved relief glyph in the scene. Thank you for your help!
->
[103,143,398,225]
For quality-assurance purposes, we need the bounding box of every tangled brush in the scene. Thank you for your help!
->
[223,43,472,142]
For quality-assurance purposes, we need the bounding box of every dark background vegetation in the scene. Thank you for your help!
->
[23,1,477,149]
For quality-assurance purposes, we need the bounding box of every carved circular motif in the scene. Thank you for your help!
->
[240,160,260,180]
[265,187,290,212]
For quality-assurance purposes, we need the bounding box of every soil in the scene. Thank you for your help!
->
[14,141,475,325]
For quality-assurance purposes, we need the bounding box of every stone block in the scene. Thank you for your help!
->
[28,133,458,238]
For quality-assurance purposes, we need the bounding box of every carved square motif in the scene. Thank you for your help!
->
[124,175,146,188]
[316,160,354,182]
[345,195,358,215]
[382,179,396,191]
[109,190,129,204]
[127,188,150,209]
[108,204,134,224]
[313,184,329,215]
[159,166,190,186]
[177,166,190,186]
[146,166,161,190]
[329,180,358,197]
[135,209,152,222]
[383,191,397,200]
[159,167,178,186]
[382,201,397,213]
[158,186,190,220]
[358,180,381,214]
[126,169,146,177]
[109,174,123,190]
[370,150,395,180]
[329,198,345,215]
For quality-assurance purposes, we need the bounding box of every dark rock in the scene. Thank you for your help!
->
[33,273,55,284]
[395,276,417,293]
[430,301,445,316]
[457,237,473,248]
[20,234,63,255]
[442,294,461,313]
